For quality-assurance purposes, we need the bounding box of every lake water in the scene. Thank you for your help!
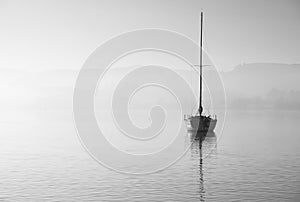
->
[0,110,300,201]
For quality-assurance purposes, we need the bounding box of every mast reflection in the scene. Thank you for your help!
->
[188,132,217,201]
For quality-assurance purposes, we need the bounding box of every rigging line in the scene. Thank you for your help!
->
[203,13,210,62]
[190,64,192,114]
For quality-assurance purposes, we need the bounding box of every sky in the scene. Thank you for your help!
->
[0,0,299,71]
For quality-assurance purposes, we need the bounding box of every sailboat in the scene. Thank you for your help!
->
[184,12,217,135]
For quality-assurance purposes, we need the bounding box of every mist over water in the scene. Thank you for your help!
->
[1,0,300,200]
[1,109,299,201]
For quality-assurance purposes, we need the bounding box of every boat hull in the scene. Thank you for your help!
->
[185,115,217,133]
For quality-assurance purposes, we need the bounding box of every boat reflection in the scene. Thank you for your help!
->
[188,131,216,141]
[189,132,217,201]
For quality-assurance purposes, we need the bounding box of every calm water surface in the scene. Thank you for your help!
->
[0,110,299,201]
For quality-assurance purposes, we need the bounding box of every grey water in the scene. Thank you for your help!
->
[0,110,300,201]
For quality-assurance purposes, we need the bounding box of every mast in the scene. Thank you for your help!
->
[198,12,203,115]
